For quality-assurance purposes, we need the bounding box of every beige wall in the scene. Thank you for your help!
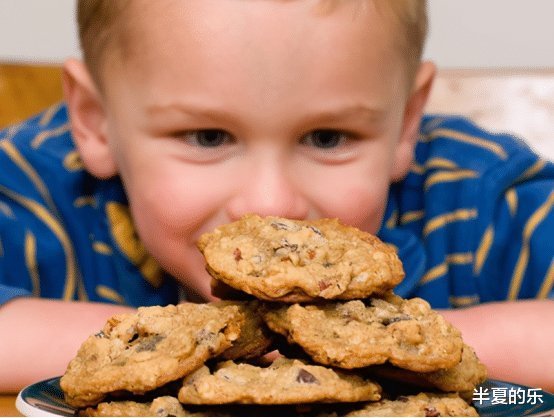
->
[1,0,554,68]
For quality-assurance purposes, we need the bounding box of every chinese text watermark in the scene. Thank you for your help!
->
[472,387,544,405]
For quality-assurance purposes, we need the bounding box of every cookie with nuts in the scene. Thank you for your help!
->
[61,303,244,408]
[346,392,479,417]
[78,396,191,417]
[262,293,463,372]
[197,214,404,302]
[178,357,382,404]
[368,344,487,392]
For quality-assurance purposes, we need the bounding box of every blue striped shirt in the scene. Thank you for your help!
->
[0,105,552,307]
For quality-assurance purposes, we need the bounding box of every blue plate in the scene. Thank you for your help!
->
[16,377,554,416]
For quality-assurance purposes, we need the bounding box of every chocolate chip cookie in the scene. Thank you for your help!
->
[346,392,479,417]
[198,215,404,302]
[61,303,243,408]
[368,344,487,392]
[262,294,463,372]
[78,396,190,417]
[178,357,382,404]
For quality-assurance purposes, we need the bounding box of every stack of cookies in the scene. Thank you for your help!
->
[61,214,487,416]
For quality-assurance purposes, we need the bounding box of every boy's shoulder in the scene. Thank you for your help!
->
[417,114,541,176]
[407,113,553,200]
[0,104,80,200]
[0,103,73,160]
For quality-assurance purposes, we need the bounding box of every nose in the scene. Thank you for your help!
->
[225,153,309,221]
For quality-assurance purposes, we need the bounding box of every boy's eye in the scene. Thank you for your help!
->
[301,130,346,149]
[182,129,232,147]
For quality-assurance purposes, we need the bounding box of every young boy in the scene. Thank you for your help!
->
[0,0,552,393]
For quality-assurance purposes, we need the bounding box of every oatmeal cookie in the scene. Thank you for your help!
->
[369,344,487,392]
[79,396,190,417]
[262,294,463,371]
[178,357,381,404]
[346,392,479,417]
[61,303,243,408]
[197,215,404,302]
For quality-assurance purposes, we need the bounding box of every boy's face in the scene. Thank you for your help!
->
[78,0,431,300]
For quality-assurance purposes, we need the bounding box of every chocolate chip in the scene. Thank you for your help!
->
[296,369,320,384]
[233,248,242,261]
[307,225,323,236]
[135,334,164,352]
[271,221,292,230]
[196,329,217,346]
[382,314,411,326]
[94,330,106,338]
[128,333,139,343]
[424,406,440,417]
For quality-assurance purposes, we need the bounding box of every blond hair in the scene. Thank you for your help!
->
[77,0,428,85]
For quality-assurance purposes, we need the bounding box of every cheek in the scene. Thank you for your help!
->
[119,160,236,295]
[297,152,393,234]
[124,161,232,238]
[316,179,389,234]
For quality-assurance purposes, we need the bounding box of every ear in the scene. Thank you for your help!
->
[62,58,118,179]
[391,61,436,182]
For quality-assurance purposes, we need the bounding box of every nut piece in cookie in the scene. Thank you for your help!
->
[262,294,463,372]
[346,392,479,417]
[198,214,404,302]
[213,300,274,360]
[178,357,381,404]
[61,303,243,408]
[78,396,190,417]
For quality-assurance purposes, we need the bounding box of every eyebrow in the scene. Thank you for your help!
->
[146,102,387,124]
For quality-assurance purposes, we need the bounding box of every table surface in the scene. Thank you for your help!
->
[0,395,21,417]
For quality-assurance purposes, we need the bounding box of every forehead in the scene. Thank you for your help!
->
[103,0,408,117]
[118,0,399,64]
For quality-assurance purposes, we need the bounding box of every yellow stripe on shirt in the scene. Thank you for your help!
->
[424,157,459,170]
[424,169,478,191]
[474,225,494,275]
[63,150,85,171]
[537,260,554,299]
[410,158,459,176]
[410,162,425,175]
[424,128,508,160]
[73,196,97,208]
[424,208,478,237]
[420,253,474,286]
[505,188,518,217]
[0,185,77,300]
[96,285,125,304]
[0,201,15,219]
[446,252,474,265]
[24,231,40,296]
[420,262,448,285]
[0,140,59,217]
[516,160,547,183]
[401,210,425,225]
[385,209,398,229]
[449,295,480,307]
[31,122,70,149]
[93,242,113,255]
[39,103,62,127]
[508,191,554,300]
